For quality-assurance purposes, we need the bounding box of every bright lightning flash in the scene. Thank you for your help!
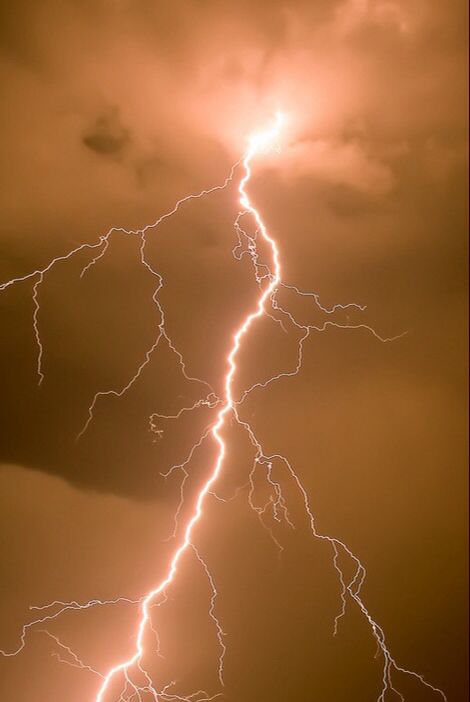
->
[0,114,448,702]
[94,111,284,702]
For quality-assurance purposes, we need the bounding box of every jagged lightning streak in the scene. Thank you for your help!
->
[0,165,239,402]
[0,114,448,702]
[94,112,284,702]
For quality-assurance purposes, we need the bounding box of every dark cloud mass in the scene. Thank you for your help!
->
[0,1,467,701]
[82,109,130,156]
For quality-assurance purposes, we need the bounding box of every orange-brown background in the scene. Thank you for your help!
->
[0,1,467,700]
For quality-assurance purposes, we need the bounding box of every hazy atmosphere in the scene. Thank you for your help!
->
[0,1,467,700]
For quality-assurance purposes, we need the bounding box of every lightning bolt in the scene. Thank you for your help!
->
[92,112,285,702]
[0,115,447,702]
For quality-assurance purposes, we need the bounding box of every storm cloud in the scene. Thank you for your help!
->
[0,1,467,701]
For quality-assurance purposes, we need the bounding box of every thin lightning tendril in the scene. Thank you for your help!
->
[0,115,446,702]
[191,545,227,687]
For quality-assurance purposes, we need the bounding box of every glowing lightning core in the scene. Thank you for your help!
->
[95,113,284,702]
[0,113,448,702]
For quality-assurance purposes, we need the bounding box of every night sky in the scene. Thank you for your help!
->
[0,1,467,701]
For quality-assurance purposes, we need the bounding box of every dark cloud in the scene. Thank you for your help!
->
[82,108,130,156]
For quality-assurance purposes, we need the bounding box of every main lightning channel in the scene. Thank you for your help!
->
[95,114,284,702]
